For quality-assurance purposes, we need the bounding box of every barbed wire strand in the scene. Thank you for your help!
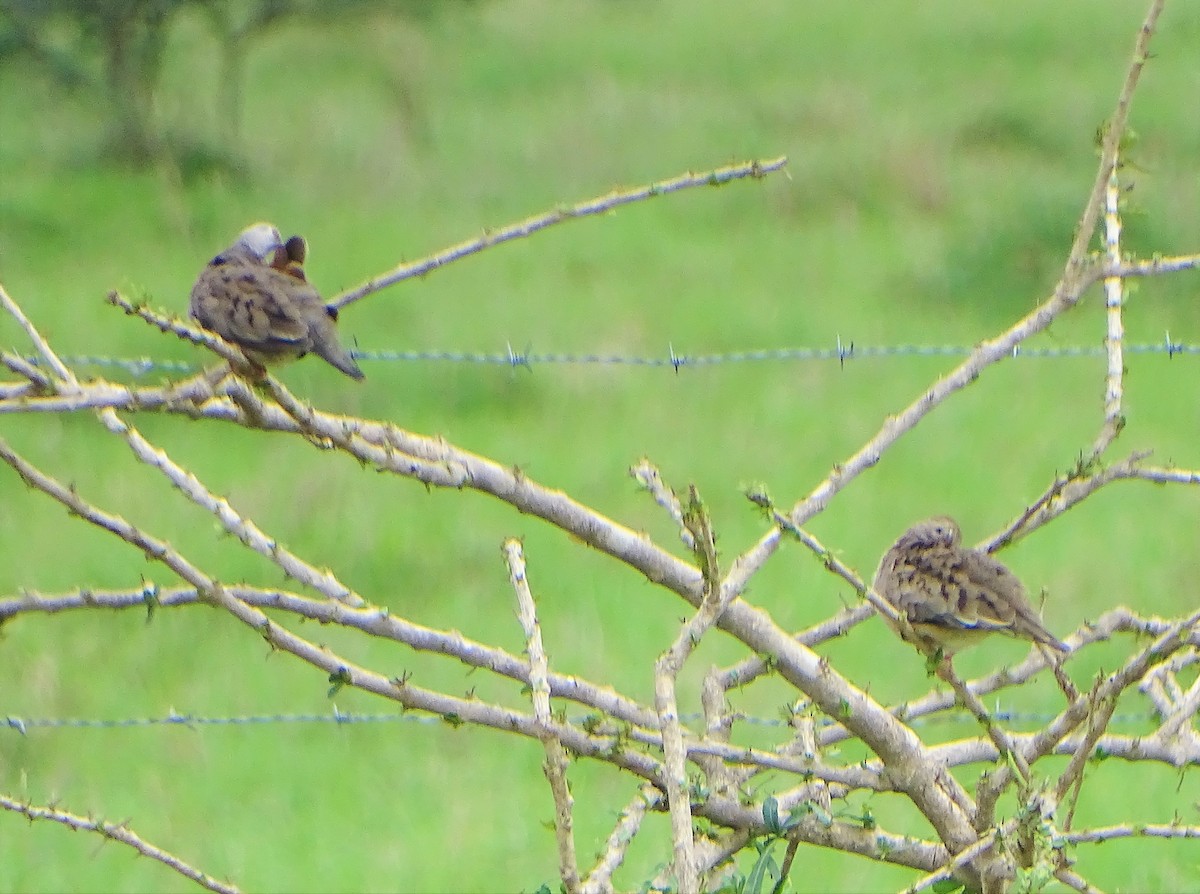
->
[16,335,1200,378]
[1,707,1155,735]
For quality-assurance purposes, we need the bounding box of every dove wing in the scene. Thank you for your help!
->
[898,547,1017,634]
[961,550,1067,650]
[191,261,322,357]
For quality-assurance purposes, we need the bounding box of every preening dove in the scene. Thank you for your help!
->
[190,223,363,380]
[872,516,1068,657]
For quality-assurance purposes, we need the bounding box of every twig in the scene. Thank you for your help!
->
[768,507,867,596]
[1062,822,1200,844]
[773,834,802,894]
[717,604,875,690]
[653,487,726,894]
[924,729,1200,775]
[1143,655,1200,739]
[1092,164,1126,458]
[581,785,656,894]
[934,660,1031,793]
[1054,866,1104,894]
[0,583,661,731]
[107,290,259,374]
[329,157,788,310]
[1,350,52,390]
[1115,463,1200,485]
[0,374,220,416]
[904,828,998,894]
[504,539,580,893]
[630,458,695,550]
[95,411,368,607]
[0,794,241,894]
[980,450,1152,552]
[1056,689,1117,831]
[1104,252,1200,278]
[0,283,73,380]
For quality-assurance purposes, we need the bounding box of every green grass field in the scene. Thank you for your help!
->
[3,2,1200,891]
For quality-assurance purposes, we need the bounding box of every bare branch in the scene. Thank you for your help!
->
[1092,164,1126,458]
[582,786,656,894]
[0,583,662,730]
[1,350,52,390]
[505,539,580,893]
[0,794,241,894]
[630,459,695,550]
[0,283,74,381]
[653,487,727,894]
[95,411,368,607]
[1063,822,1200,845]
[329,157,789,310]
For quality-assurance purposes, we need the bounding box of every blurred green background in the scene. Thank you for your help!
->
[2,1,1200,891]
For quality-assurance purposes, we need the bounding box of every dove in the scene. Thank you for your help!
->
[189,223,364,380]
[872,516,1068,657]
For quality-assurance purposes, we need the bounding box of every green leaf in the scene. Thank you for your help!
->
[326,666,352,698]
[743,844,779,894]
[782,800,812,830]
[762,796,781,834]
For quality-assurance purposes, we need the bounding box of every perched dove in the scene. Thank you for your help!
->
[872,516,1068,657]
[189,223,364,380]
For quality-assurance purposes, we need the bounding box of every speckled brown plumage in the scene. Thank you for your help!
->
[189,224,363,380]
[872,516,1068,656]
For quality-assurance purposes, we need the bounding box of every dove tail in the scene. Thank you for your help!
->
[322,347,365,380]
[1034,626,1070,653]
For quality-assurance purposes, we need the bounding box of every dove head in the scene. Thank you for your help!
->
[897,516,961,550]
[234,222,285,262]
[283,235,307,265]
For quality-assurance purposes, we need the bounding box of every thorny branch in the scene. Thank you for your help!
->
[505,540,580,894]
[0,795,240,894]
[328,157,788,310]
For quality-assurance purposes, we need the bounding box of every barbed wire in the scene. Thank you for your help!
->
[1,707,1157,735]
[17,333,1200,378]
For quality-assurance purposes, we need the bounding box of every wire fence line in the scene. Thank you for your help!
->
[2,707,1156,735]
[20,334,1200,377]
